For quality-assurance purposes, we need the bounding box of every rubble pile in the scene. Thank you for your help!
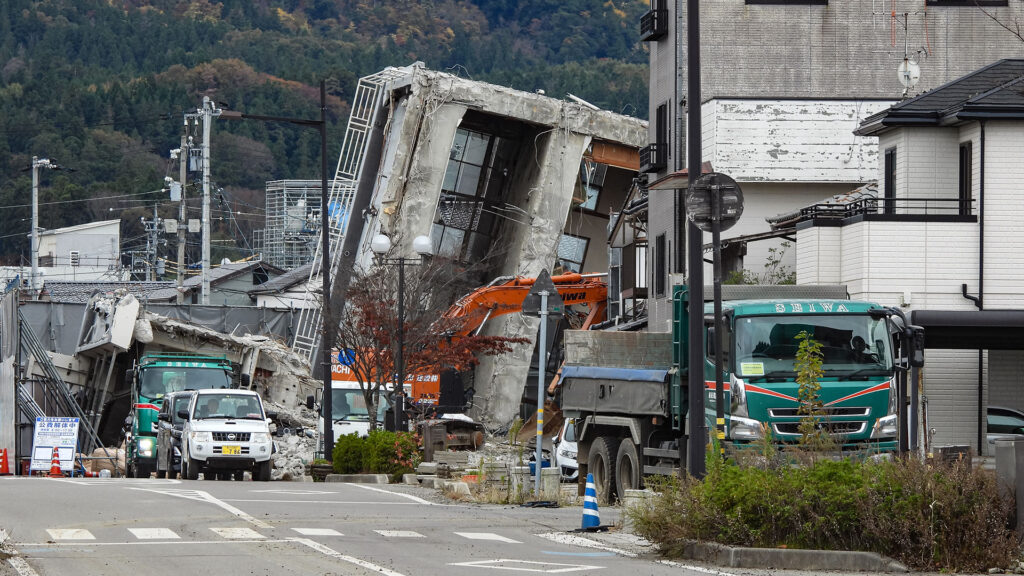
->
[266,400,319,480]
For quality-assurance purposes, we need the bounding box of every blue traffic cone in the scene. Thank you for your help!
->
[581,472,600,529]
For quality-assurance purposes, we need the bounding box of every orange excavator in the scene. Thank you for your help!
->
[441,272,608,338]
[434,272,607,438]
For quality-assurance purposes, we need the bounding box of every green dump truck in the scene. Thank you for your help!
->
[124,353,246,478]
[559,285,924,501]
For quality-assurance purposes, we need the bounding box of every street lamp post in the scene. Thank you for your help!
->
[219,81,335,460]
[370,233,433,433]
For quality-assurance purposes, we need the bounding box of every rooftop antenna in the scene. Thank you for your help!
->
[895,12,921,98]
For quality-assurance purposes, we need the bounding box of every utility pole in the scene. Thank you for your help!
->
[200,97,220,305]
[172,132,190,303]
[30,157,59,300]
[142,204,163,281]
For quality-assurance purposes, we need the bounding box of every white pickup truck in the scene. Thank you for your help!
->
[178,389,276,481]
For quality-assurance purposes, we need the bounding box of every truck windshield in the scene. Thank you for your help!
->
[330,391,388,422]
[734,314,893,378]
[139,367,232,400]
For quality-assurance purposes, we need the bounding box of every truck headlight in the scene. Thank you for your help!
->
[138,437,155,457]
[871,414,898,438]
[251,432,271,443]
[190,431,211,442]
[729,415,764,441]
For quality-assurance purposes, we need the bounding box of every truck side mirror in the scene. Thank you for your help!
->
[306,395,315,410]
[909,326,925,368]
[158,413,170,422]
[707,326,716,357]
[125,369,134,384]
[240,373,251,389]
[177,409,190,420]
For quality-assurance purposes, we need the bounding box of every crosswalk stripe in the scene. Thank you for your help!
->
[374,530,424,538]
[128,528,180,540]
[454,532,521,544]
[292,528,343,536]
[46,529,94,540]
[210,527,265,539]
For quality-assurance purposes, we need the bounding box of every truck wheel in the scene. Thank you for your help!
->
[587,437,617,504]
[133,463,151,478]
[615,438,643,497]
[233,470,244,481]
[255,460,271,482]
[155,468,166,479]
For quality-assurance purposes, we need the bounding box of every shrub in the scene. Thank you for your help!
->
[332,433,365,474]
[363,430,421,479]
[628,456,1017,572]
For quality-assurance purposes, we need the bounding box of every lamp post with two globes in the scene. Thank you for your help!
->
[370,233,433,432]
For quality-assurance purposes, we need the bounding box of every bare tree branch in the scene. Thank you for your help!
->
[976,0,1024,42]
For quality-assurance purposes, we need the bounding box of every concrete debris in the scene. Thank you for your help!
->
[142,310,321,407]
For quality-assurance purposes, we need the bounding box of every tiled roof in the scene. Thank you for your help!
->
[859,59,1024,134]
[248,262,314,295]
[146,260,285,301]
[44,281,174,304]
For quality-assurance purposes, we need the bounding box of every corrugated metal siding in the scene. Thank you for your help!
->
[924,349,984,454]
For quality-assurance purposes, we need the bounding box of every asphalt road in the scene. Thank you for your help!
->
[0,475,714,576]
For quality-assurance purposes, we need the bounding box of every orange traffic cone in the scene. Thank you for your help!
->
[0,448,10,475]
[47,447,63,478]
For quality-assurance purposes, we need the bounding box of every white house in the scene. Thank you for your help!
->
[0,219,125,292]
[793,59,1024,456]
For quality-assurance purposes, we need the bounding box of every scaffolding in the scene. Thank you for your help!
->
[258,180,321,269]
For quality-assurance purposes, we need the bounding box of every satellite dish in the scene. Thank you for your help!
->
[898,59,921,89]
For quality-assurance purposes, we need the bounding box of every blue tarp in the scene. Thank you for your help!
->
[559,365,669,384]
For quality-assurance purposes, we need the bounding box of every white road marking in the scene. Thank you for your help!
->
[45,529,94,540]
[248,489,336,495]
[455,532,522,544]
[374,530,424,538]
[127,528,180,540]
[536,532,636,558]
[292,528,343,536]
[657,559,741,575]
[130,487,272,529]
[7,556,40,576]
[347,483,437,505]
[290,537,408,576]
[225,499,419,505]
[448,559,603,573]
[210,527,265,539]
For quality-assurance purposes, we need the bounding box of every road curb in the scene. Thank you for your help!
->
[324,473,389,484]
[682,540,908,572]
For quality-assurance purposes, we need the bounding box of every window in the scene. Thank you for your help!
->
[640,104,668,173]
[654,233,666,297]
[577,162,607,211]
[959,142,973,216]
[430,127,517,261]
[883,147,896,215]
[557,234,589,273]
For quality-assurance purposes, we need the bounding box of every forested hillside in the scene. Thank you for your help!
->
[0,0,649,266]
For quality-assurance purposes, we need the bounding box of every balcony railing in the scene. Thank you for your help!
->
[640,8,668,41]
[800,197,977,221]
[639,143,667,173]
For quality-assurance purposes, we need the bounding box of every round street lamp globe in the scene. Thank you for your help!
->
[412,235,433,256]
[370,234,392,255]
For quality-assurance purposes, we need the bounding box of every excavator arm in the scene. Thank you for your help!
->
[441,272,608,338]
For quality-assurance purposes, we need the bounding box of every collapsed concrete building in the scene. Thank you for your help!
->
[286,63,647,427]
